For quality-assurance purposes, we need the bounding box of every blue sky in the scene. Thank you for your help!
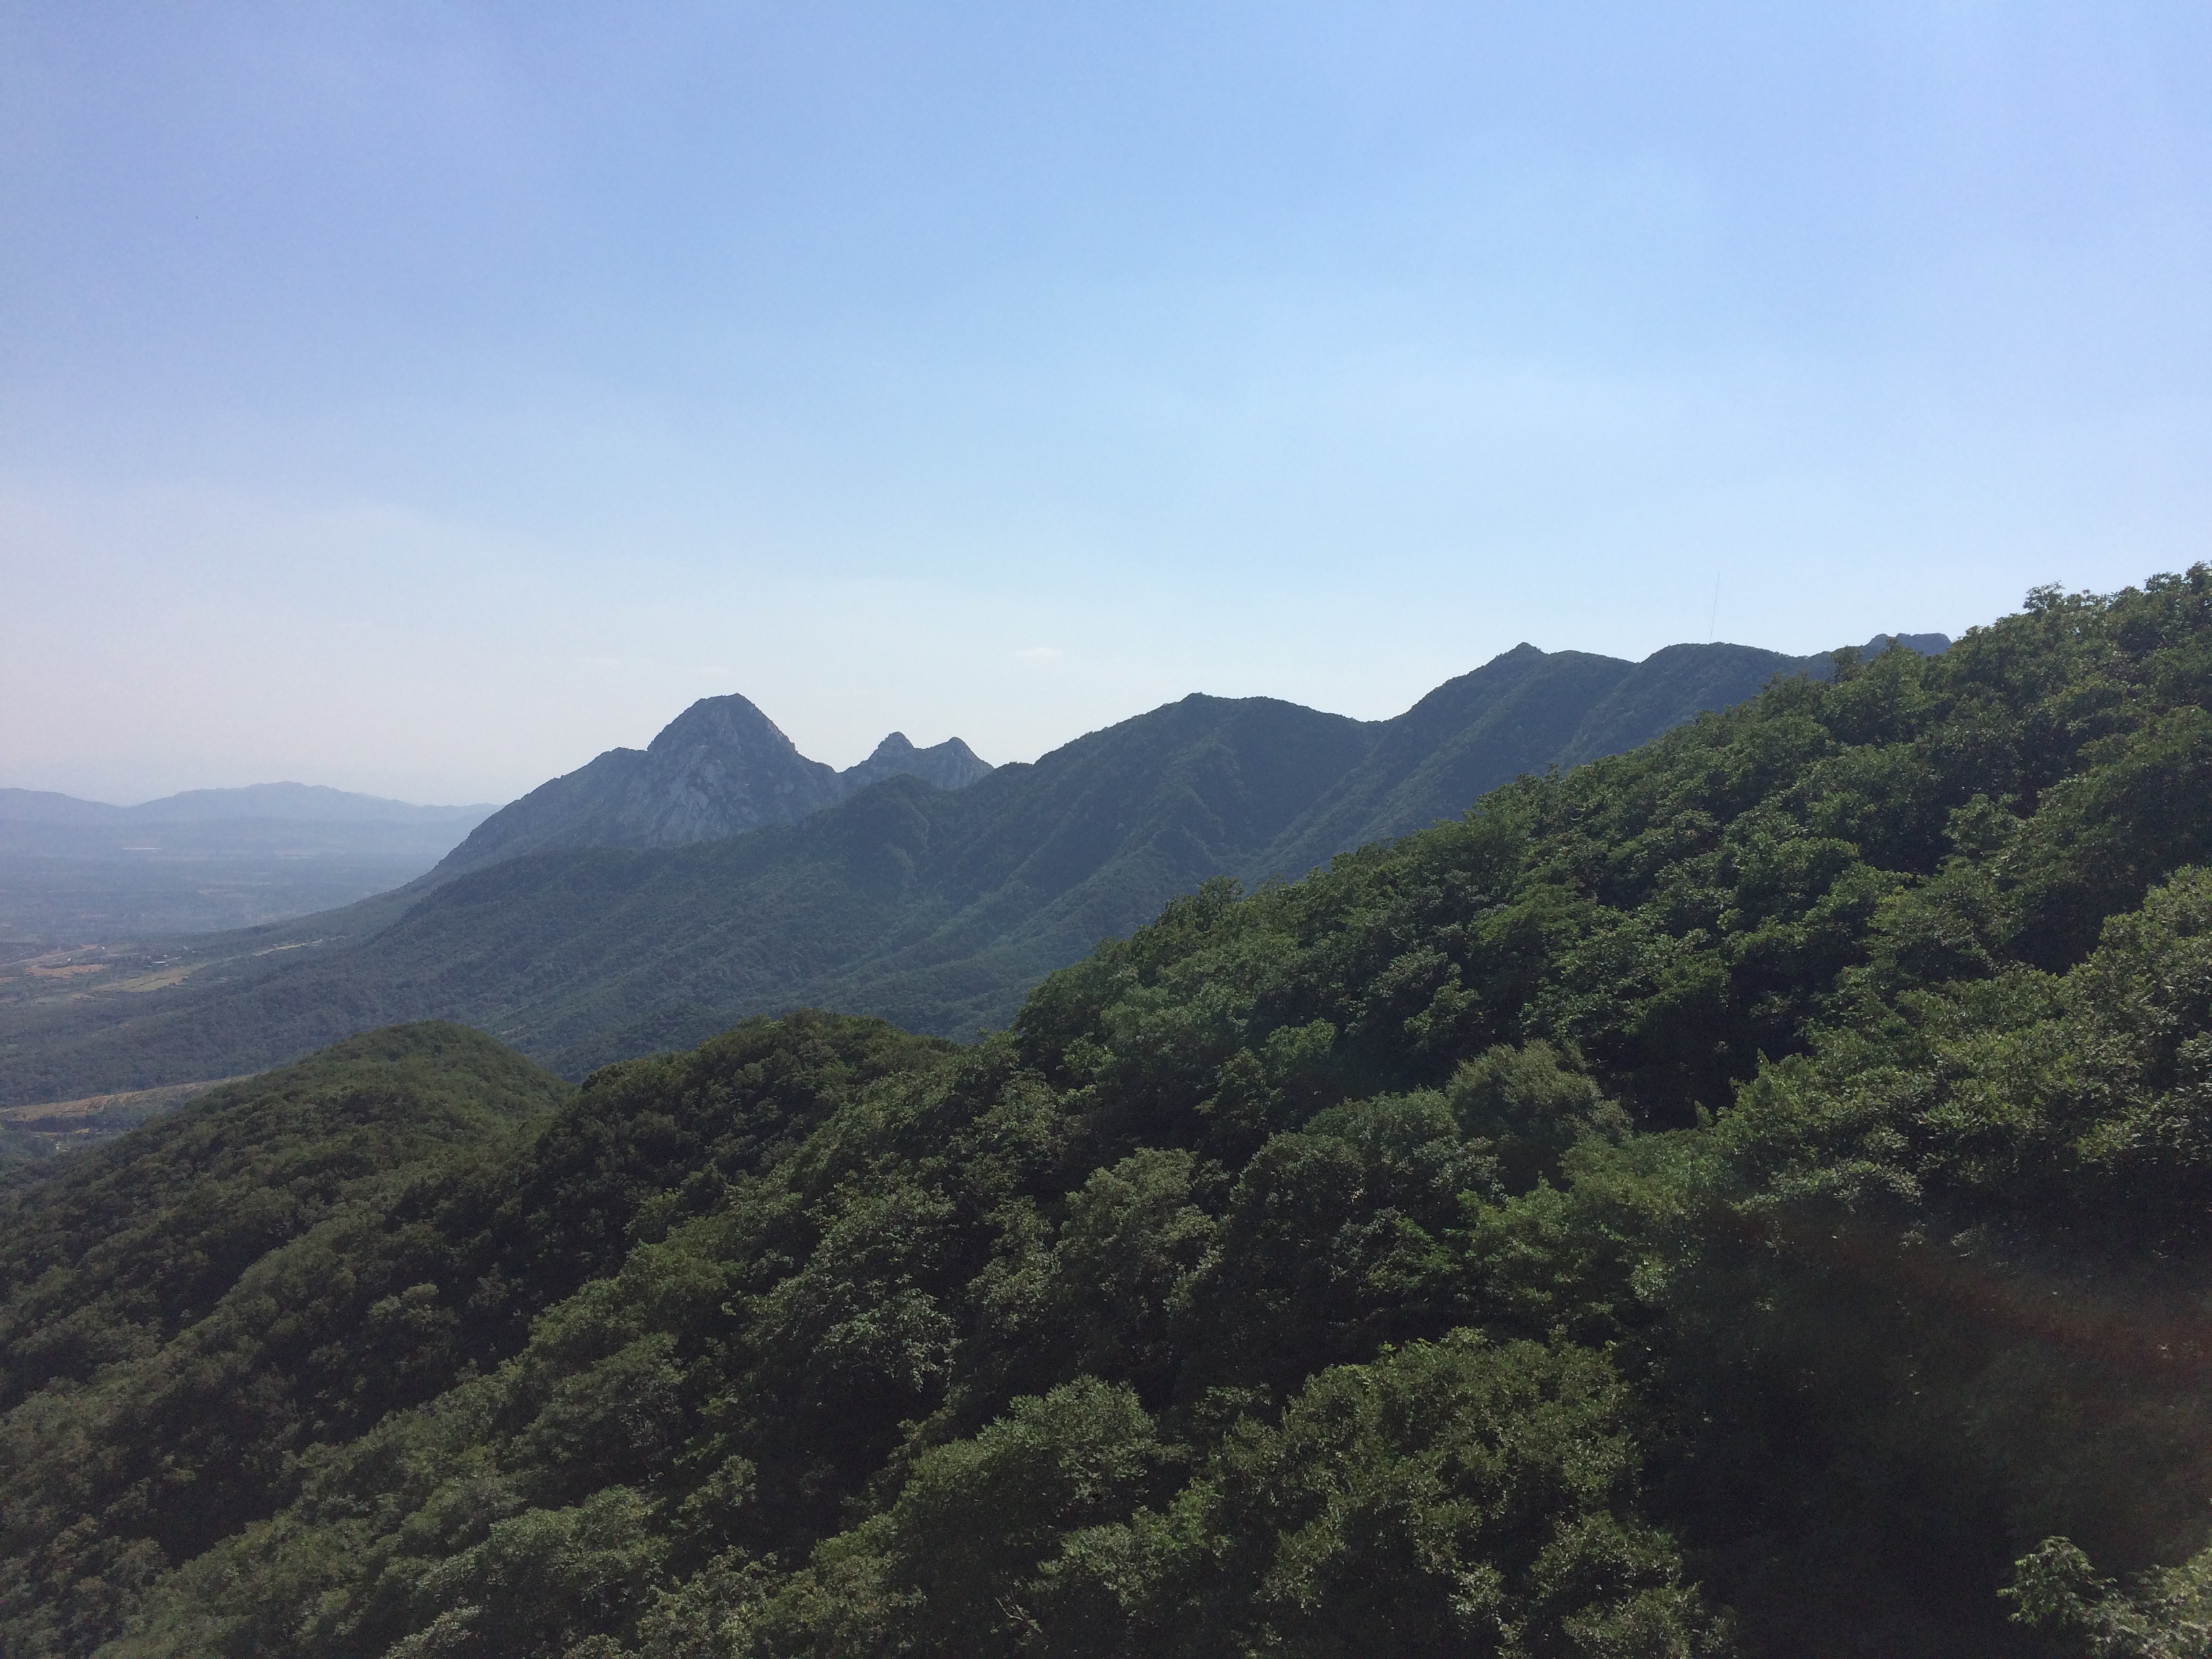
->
[4,2,2208,803]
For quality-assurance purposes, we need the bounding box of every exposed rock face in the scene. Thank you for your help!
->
[436,695,993,876]
[623,696,846,844]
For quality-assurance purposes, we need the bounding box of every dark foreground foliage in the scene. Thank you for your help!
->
[5,571,2212,1657]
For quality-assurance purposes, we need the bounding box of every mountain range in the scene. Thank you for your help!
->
[0,785,504,943]
[0,631,1942,1108]
[0,784,501,943]
[0,781,495,825]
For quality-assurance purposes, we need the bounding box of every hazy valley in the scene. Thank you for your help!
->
[0,783,497,944]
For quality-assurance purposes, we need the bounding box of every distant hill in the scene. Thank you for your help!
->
[0,632,1943,1105]
[435,695,991,876]
[0,786,499,942]
[0,781,494,824]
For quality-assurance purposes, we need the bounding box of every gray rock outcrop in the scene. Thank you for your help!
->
[436,695,992,876]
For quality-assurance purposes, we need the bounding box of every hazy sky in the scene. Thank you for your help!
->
[5,3,2208,804]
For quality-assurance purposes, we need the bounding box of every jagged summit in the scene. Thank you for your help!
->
[843,732,994,794]
[434,695,992,877]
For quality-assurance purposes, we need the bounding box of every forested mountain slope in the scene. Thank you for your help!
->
[0,635,1935,1109]
[0,573,2203,1658]
[1250,636,1908,876]
[0,1025,575,1652]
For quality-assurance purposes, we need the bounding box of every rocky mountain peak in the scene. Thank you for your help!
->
[435,697,991,877]
[841,733,994,794]
[645,694,804,761]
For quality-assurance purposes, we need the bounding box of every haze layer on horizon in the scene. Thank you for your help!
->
[5,2,2207,804]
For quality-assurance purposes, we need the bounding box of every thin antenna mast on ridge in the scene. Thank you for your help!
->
[1709,573,1721,643]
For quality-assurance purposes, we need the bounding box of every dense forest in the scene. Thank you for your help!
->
[3,572,2208,1656]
